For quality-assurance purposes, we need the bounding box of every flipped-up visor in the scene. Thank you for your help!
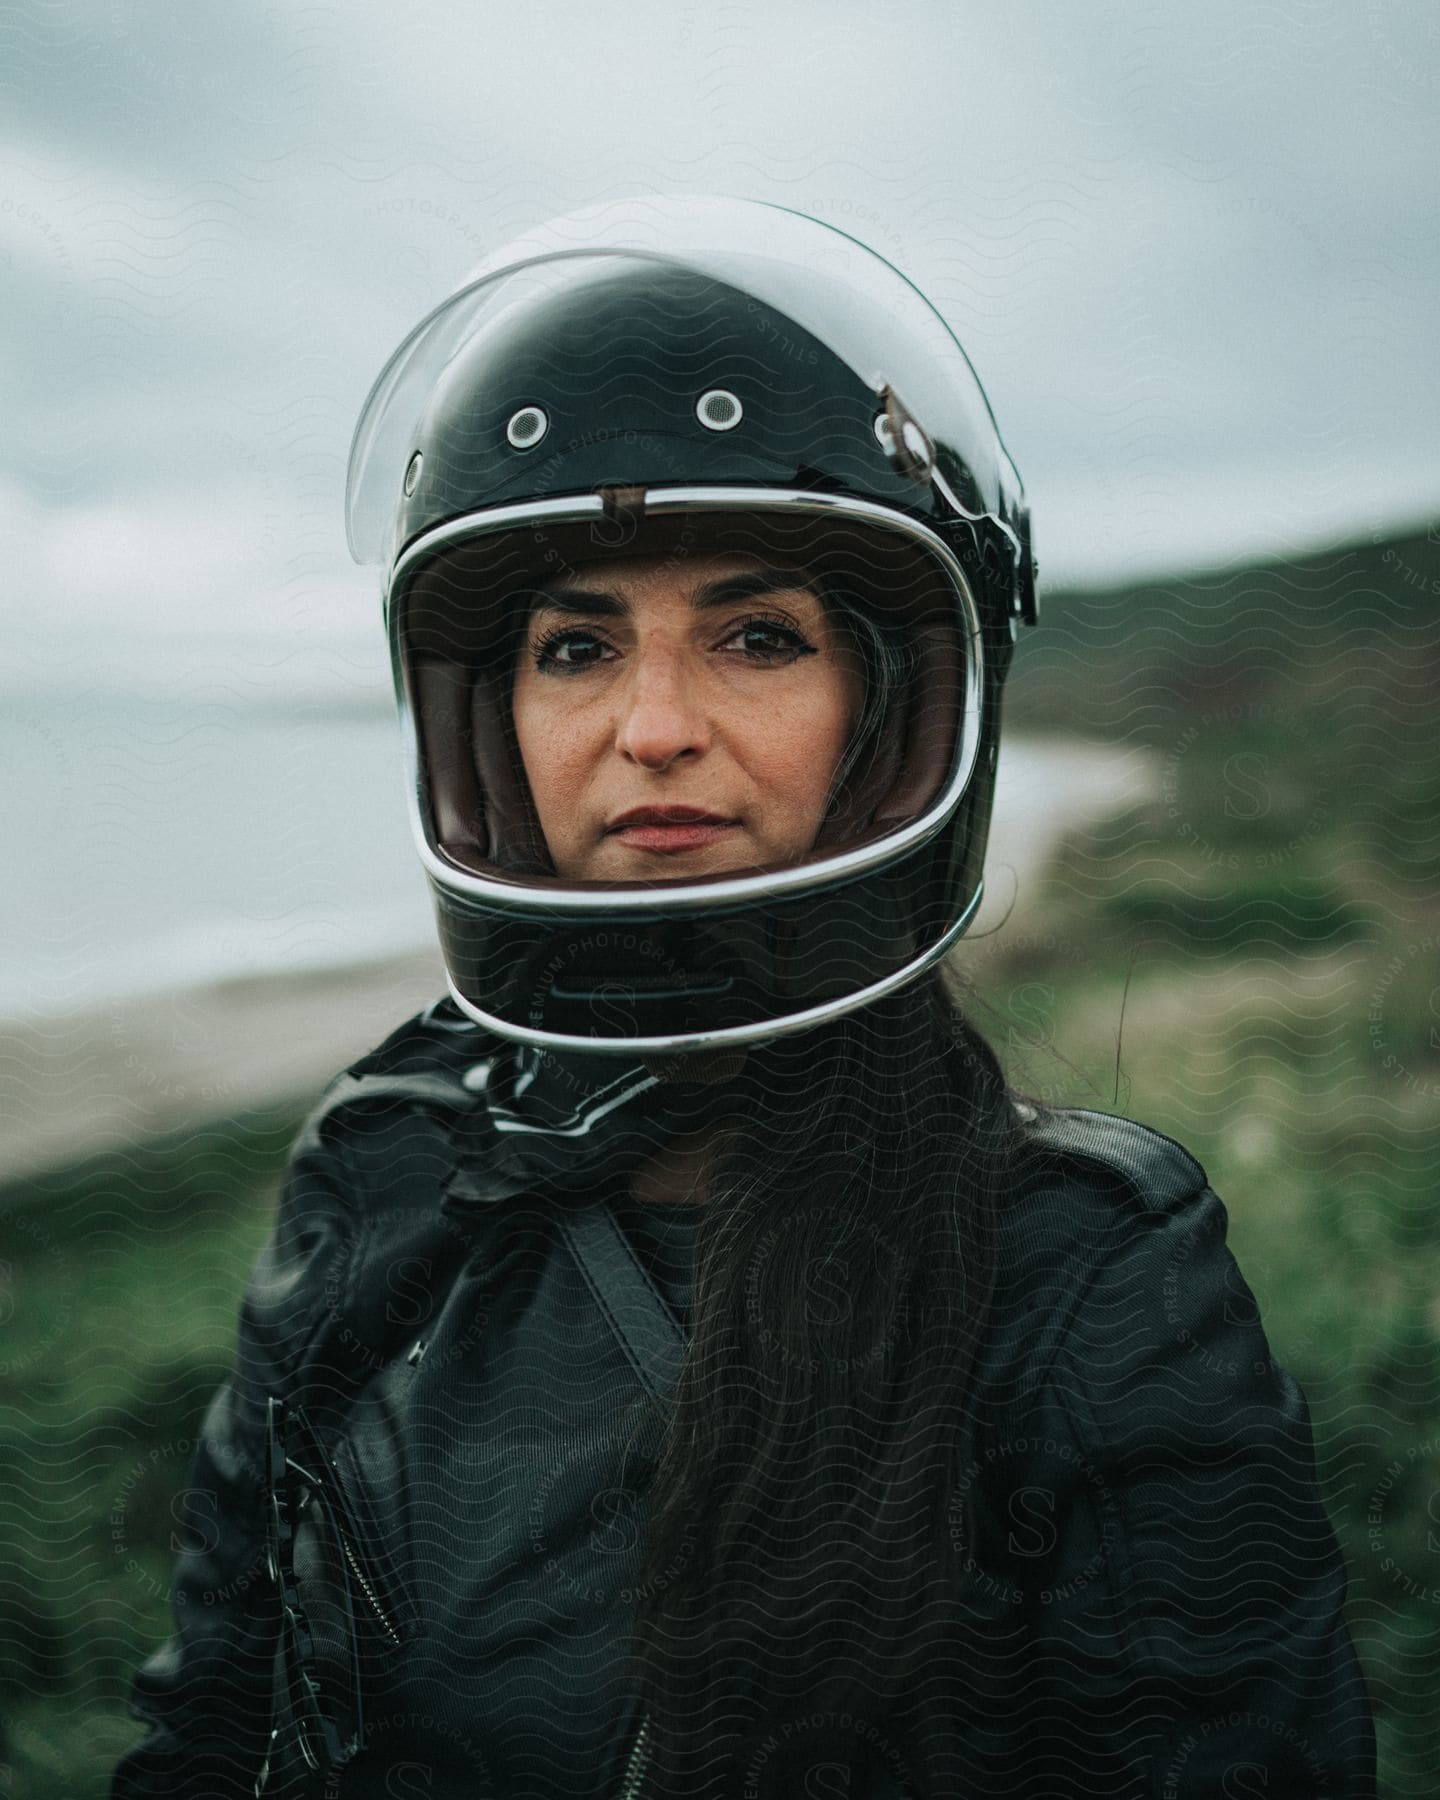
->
[346,196,1021,570]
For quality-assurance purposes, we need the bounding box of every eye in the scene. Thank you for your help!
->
[720,612,817,663]
[530,627,614,674]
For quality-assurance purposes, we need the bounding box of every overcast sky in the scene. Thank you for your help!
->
[5,0,1437,698]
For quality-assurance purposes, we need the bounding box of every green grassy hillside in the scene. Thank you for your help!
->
[972,519,1440,1795]
[3,521,1437,1796]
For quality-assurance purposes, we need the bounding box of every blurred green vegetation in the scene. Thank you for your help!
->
[970,521,1440,1796]
[3,524,1438,1795]
[0,1110,305,1794]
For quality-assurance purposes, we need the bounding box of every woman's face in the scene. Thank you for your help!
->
[511,549,865,880]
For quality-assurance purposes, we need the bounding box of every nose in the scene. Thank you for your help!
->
[612,646,711,770]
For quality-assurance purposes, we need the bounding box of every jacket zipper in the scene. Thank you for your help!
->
[618,1710,652,1798]
[301,1432,407,1650]
[335,1514,403,1647]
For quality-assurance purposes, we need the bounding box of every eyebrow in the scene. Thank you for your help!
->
[525,568,822,620]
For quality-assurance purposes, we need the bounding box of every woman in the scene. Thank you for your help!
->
[112,199,1376,1799]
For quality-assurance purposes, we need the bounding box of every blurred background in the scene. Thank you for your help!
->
[2,3,1437,1793]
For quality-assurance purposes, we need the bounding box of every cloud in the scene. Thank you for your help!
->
[2,0,1436,637]
[0,474,386,697]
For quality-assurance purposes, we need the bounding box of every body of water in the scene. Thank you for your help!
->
[0,692,1152,1022]
[1,691,433,1019]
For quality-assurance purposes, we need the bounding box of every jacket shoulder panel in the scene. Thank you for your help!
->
[239,999,500,1388]
[280,996,504,1198]
[279,1001,517,1366]
[982,1104,1211,1416]
[1014,1101,1208,1214]
[303,995,501,1136]
[990,1133,1379,1793]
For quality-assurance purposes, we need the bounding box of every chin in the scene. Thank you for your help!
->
[589,838,771,880]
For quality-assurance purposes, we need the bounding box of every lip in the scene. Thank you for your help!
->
[606,805,741,856]
[608,806,737,830]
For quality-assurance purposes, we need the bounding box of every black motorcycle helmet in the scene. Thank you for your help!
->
[345,198,1038,1056]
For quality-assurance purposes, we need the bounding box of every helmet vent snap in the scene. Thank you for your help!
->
[506,405,550,449]
[403,450,423,496]
[876,387,935,484]
[696,387,743,432]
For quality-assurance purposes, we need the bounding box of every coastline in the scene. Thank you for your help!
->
[0,737,1158,1190]
[0,947,448,1189]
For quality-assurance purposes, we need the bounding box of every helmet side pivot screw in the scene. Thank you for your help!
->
[877,384,934,483]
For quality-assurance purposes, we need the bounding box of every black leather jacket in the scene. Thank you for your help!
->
[110,1001,1378,1799]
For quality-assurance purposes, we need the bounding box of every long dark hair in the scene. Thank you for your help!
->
[621,965,1024,1796]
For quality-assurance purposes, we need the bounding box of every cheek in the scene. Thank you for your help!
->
[750,677,857,806]
[511,684,576,816]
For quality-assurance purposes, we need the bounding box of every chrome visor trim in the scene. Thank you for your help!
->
[389,486,987,915]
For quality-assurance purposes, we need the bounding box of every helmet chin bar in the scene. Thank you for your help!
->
[442,886,984,1058]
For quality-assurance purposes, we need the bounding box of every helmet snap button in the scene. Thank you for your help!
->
[695,388,743,432]
[506,405,549,449]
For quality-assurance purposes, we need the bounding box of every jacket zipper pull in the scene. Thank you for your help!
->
[253,1727,277,1796]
